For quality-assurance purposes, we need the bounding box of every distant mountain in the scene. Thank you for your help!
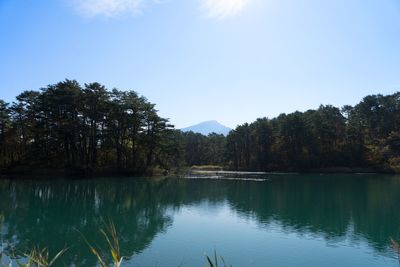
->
[181,120,232,136]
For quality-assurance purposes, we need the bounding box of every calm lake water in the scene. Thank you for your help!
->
[1,174,400,267]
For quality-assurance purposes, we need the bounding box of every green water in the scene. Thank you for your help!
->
[1,174,400,266]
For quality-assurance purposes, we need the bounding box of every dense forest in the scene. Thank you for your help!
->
[0,80,399,175]
[178,92,400,173]
[223,93,400,173]
[0,80,184,175]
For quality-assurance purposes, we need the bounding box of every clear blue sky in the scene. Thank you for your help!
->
[1,0,400,128]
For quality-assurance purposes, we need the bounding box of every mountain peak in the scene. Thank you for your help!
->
[181,120,231,136]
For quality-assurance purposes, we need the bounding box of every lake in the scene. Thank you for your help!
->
[0,174,400,266]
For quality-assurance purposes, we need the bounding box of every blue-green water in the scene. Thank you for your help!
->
[0,174,400,266]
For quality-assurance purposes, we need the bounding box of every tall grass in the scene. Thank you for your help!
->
[1,213,67,267]
[81,220,124,267]
[15,247,67,267]
[17,218,400,267]
[205,251,232,267]
[0,246,66,267]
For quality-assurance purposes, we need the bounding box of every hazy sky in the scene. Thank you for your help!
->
[1,0,400,128]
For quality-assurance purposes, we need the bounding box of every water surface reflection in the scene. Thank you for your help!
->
[0,174,399,266]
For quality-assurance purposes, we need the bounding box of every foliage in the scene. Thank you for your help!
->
[1,82,399,174]
[0,80,183,175]
[181,132,226,167]
[81,220,124,267]
[224,93,400,172]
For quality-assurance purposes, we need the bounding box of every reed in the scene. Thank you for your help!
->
[0,247,67,267]
[205,251,232,267]
[81,220,124,267]
[1,215,66,267]
[16,247,67,267]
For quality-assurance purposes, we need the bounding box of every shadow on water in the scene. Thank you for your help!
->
[0,174,400,266]
[0,179,173,266]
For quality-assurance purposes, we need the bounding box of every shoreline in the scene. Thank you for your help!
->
[0,166,396,180]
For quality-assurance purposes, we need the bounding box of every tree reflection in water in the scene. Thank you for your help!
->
[0,174,399,266]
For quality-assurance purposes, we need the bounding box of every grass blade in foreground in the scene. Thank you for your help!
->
[206,251,232,267]
[82,220,124,267]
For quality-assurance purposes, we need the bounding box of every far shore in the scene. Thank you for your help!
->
[0,165,395,180]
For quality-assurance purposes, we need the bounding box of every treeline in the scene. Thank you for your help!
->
[1,81,399,175]
[181,132,226,166]
[225,93,400,172]
[181,92,400,173]
[0,80,184,175]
